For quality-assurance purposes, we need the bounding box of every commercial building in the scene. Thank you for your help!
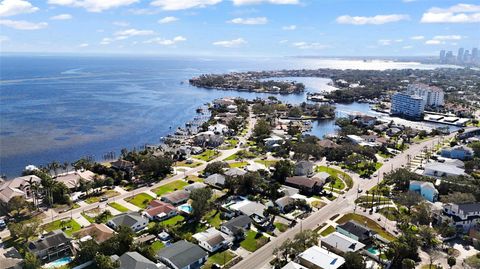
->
[390,91,425,119]
[406,83,444,107]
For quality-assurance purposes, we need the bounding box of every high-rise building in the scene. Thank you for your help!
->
[407,83,444,107]
[472,48,479,63]
[457,48,465,63]
[446,51,455,64]
[391,91,425,119]
[464,50,471,63]
[439,50,446,63]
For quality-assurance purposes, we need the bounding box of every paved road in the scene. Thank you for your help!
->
[232,133,455,269]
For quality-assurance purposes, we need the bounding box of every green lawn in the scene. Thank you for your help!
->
[186,175,203,182]
[41,218,82,236]
[224,150,256,161]
[240,231,269,252]
[316,166,353,189]
[229,162,248,168]
[274,222,288,233]
[175,160,202,168]
[108,202,130,213]
[336,213,395,242]
[151,241,165,252]
[378,207,400,221]
[160,215,185,226]
[193,150,219,162]
[328,177,346,190]
[204,210,223,228]
[203,250,237,268]
[81,213,95,223]
[220,139,239,150]
[254,160,278,167]
[125,193,154,209]
[153,180,189,196]
[84,190,120,204]
[320,225,335,237]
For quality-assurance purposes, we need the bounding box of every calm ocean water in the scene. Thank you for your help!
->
[0,55,450,178]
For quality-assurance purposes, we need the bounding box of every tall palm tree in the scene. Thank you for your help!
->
[63,162,69,173]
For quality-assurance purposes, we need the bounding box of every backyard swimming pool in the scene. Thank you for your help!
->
[367,247,380,255]
[43,256,73,268]
[178,204,193,214]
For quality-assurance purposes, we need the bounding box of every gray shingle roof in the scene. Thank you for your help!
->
[117,252,164,269]
[222,215,251,232]
[29,230,70,252]
[157,240,207,269]
[110,212,145,228]
[458,203,480,213]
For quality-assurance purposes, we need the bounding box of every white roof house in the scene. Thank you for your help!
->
[192,228,233,253]
[423,162,466,178]
[297,246,345,269]
[281,261,307,269]
[321,232,366,254]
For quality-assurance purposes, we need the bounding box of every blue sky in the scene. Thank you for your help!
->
[0,0,479,56]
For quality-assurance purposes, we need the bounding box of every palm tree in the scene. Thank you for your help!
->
[63,162,69,173]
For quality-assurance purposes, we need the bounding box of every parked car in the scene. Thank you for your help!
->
[100,196,108,202]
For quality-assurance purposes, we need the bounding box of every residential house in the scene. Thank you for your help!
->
[228,198,267,225]
[143,200,177,221]
[281,261,307,269]
[294,161,314,177]
[224,168,247,177]
[156,240,208,269]
[204,174,226,188]
[336,221,376,244]
[320,232,365,255]
[441,146,474,160]
[161,190,190,206]
[0,175,40,205]
[0,246,23,269]
[111,159,134,173]
[285,176,325,195]
[317,139,339,149]
[184,182,207,192]
[112,251,166,269]
[297,245,345,269]
[443,203,480,231]
[74,223,115,244]
[193,131,224,148]
[356,115,377,127]
[423,162,466,178]
[213,98,236,108]
[275,196,296,213]
[208,123,230,135]
[28,230,73,262]
[409,181,439,202]
[220,215,251,239]
[107,212,149,232]
[192,228,233,253]
[264,135,284,149]
[54,170,98,190]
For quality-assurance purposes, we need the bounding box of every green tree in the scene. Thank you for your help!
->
[100,226,134,255]
[397,191,423,214]
[204,161,228,175]
[95,254,119,269]
[401,258,416,269]
[75,239,99,264]
[447,256,456,268]
[23,252,41,269]
[343,252,366,269]
[253,119,272,143]
[190,188,213,220]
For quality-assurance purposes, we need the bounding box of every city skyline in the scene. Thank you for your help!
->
[0,0,479,56]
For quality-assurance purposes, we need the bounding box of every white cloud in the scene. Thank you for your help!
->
[228,17,267,25]
[0,0,38,17]
[433,35,462,40]
[377,39,403,46]
[79,43,89,47]
[410,35,424,40]
[114,28,155,38]
[232,0,299,5]
[100,37,112,45]
[144,35,186,45]
[50,13,72,20]
[0,35,9,43]
[212,38,246,48]
[48,0,138,12]
[421,3,480,23]
[113,21,129,27]
[336,14,409,25]
[150,0,221,11]
[402,45,413,49]
[282,24,296,30]
[279,39,288,44]
[0,19,47,30]
[425,39,442,45]
[158,16,179,24]
[292,42,328,50]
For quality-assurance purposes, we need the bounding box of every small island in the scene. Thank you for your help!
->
[189,73,305,94]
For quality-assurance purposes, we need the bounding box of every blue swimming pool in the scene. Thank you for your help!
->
[178,204,193,214]
[367,247,380,255]
[43,256,73,268]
